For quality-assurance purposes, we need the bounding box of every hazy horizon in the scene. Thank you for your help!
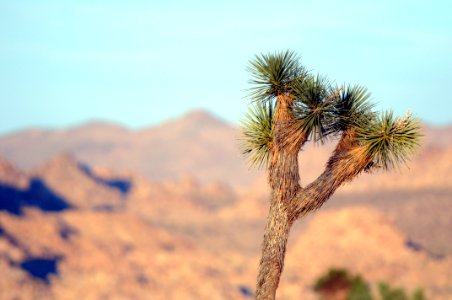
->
[1,108,451,136]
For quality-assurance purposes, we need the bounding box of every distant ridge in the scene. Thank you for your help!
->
[0,109,451,188]
[0,109,260,187]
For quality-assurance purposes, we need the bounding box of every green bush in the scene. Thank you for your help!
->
[313,268,372,300]
[379,283,426,300]
[313,268,426,300]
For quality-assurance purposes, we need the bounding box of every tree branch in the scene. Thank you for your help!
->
[272,94,308,154]
[290,129,372,220]
[268,94,307,196]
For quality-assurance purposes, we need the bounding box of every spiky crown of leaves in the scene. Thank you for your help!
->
[241,50,421,169]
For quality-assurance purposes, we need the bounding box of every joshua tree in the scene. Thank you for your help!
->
[240,50,421,299]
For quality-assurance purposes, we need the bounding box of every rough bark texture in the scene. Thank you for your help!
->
[256,95,303,300]
[255,197,292,300]
[291,129,371,219]
[255,96,371,299]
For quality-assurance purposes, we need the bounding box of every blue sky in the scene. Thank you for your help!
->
[1,0,451,134]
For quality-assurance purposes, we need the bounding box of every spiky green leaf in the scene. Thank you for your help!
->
[357,110,422,170]
[240,102,274,168]
[292,75,337,142]
[333,84,374,131]
[246,50,307,103]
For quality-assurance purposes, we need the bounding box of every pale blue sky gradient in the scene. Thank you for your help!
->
[1,0,451,133]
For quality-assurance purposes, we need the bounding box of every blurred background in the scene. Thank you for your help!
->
[0,1,451,299]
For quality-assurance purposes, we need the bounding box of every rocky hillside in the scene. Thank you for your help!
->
[0,156,247,300]
[0,155,451,299]
[281,207,452,299]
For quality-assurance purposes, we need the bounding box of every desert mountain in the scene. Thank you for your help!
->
[32,153,126,210]
[1,110,451,191]
[0,110,260,187]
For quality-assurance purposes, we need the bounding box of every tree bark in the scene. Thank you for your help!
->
[255,94,303,300]
[292,129,371,219]
[255,197,292,300]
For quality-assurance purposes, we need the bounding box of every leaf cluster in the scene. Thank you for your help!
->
[293,80,374,142]
[240,102,274,168]
[242,50,421,169]
[356,110,422,170]
[292,75,337,142]
[246,50,307,103]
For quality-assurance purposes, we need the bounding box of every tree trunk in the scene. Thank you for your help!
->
[255,127,370,299]
[255,197,293,300]
[255,94,301,299]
